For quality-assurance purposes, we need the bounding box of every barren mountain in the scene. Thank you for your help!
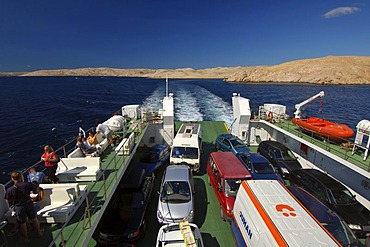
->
[17,56,370,85]
[226,56,370,85]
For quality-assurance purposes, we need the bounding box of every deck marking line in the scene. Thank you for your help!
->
[223,123,231,133]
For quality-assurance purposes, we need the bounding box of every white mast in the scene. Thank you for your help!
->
[166,74,168,97]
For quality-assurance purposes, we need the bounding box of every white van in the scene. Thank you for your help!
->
[232,180,341,247]
[170,123,202,172]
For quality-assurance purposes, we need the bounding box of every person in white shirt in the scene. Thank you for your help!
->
[96,123,113,145]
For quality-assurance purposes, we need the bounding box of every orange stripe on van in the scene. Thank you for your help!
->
[242,182,288,247]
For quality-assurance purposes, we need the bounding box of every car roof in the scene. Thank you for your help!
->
[239,152,269,163]
[122,168,146,189]
[217,134,236,140]
[164,165,190,182]
[210,152,252,179]
[149,144,167,153]
[292,169,344,189]
[260,140,289,150]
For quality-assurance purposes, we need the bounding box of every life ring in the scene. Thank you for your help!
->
[267,112,273,121]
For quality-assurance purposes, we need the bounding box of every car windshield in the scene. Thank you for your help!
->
[230,139,245,148]
[253,162,274,174]
[224,179,243,197]
[161,181,191,202]
[172,147,198,159]
[282,149,297,161]
[331,188,356,205]
[322,220,358,246]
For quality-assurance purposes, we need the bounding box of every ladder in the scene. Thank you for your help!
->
[179,220,197,247]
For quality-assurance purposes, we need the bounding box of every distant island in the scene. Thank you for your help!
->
[1,56,370,85]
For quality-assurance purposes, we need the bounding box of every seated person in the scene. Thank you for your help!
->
[27,167,47,184]
[30,181,44,211]
[76,137,96,156]
[87,131,99,146]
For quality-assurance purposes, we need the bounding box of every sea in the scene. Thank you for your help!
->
[1,76,369,183]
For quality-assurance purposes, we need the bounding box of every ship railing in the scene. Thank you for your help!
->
[2,128,91,188]
[275,120,370,172]
[49,119,148,247]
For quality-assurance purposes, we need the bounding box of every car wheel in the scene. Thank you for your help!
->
[220,207,226,221]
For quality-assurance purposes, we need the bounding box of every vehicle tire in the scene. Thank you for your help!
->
[220,207,226,221]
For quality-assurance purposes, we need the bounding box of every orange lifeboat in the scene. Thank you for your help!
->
[292,117,354,142]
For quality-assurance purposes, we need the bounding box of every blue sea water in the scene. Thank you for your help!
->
[0,76,369,182]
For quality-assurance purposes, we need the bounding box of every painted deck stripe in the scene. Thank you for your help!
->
[224,122,231,133]
[241,181,288,247]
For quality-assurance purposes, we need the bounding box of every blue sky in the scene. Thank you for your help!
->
[1,0,369,71]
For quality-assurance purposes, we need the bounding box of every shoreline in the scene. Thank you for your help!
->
[1,55,370,85]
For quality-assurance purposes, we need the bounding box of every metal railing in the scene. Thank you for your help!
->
[274,120,370,172]
[49,121,147,247]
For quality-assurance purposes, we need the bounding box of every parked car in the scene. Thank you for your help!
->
[236,152,285,184]
[156,221,204,247]
[290,168,370,238]
[137,144,170,173]
[257,140,302,179]
[157,165,194,224]
[215,134,250,154]
[207,152,252,221]
[98,168,155,244]
[287,185,364,246]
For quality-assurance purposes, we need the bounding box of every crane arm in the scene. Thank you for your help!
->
[294,91,324,119]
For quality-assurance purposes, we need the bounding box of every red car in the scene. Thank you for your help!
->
[207,152,252,221]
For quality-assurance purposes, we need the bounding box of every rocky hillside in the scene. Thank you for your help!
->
[20,67,244,79]
[226,56,370,85]
[17,56,370,85]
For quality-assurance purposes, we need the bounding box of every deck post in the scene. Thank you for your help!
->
[83,197,92,229]
[114,156,118,179]
[60,231,66,247]
[103,173,107,199]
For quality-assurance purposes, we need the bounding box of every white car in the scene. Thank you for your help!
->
[157,165,194,224]
[156,222,204,247]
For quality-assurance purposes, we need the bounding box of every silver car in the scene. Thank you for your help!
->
[157,165,194,224]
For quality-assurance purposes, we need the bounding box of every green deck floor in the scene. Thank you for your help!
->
[135,121,235,247]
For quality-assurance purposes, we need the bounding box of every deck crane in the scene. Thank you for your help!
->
[294,91,325,119]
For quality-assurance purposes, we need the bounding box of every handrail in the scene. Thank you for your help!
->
[49,121,147,247]
[2,127,95,188]
[275,120,370,171]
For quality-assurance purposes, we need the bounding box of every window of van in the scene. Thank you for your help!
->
[225,179,242,197]
[172,147,198,159]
